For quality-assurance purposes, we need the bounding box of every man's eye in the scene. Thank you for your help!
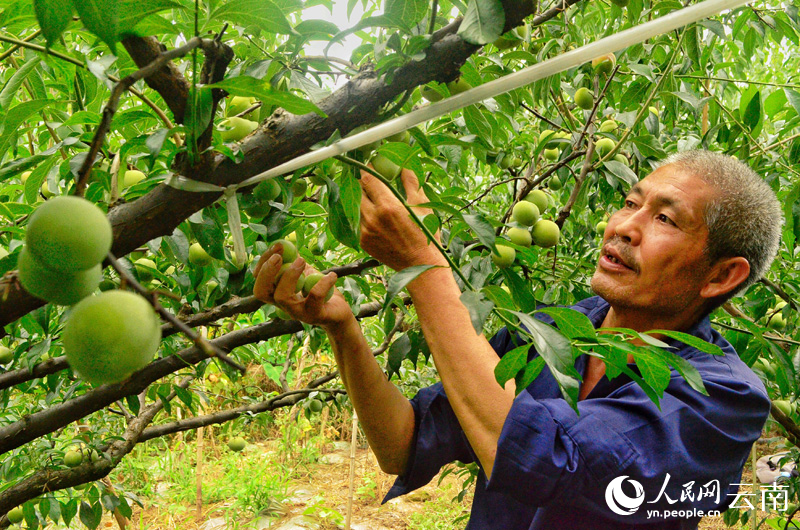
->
[657,214,673,225]
[624,200,636,208]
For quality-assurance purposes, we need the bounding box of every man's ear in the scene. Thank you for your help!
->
[700,257,750,300]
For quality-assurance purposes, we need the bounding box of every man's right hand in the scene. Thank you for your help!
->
[253,243,353,331]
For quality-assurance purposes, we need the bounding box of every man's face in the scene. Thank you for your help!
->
[590,164,717,317]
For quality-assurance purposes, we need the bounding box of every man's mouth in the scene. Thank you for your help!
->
[601,245,636,272]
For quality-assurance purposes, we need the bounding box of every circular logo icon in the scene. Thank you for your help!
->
[605,475,645,516]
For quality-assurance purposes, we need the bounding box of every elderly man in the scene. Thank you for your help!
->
[253,150,782,529]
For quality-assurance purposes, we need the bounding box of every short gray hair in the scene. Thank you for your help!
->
[656,150,783,302]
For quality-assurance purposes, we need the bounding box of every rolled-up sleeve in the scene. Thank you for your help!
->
[383,382,475,501]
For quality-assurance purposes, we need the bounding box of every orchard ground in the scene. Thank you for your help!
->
[69,404,788,530]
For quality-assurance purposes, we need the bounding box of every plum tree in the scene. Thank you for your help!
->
[532,220,560,248]
[63,291,161,386]
[25,196,113,272]
[492,245,516,268]
[218,117,258,142]
[18,247,102,305]
[512,201,540,226]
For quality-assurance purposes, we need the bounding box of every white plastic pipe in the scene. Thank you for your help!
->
[230,0,749,190]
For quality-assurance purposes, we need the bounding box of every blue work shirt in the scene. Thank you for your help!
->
[384,296,771,529]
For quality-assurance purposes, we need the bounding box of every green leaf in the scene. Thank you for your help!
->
[764,89,787,118]
[185,86,213,143]
[386,333,411,379]
[0,58,41,111]
[629,349,672,399]
[515,357,547,392]
[71,0,119,53]
[457,0,505,45]
[460,290,494,334]
[603,160,639,188]
[741,90,761,132]
[785,88,800,116]
[647,346,708,396]
[647,330,724,356]
[462,213,496,252]
[25,156,56,204]
[33,0,74,46]
[208,77,325,116]
[535,307,596,340]
[209,0,295,35]
[384,0,428,29]
[79,501,102,530]
[383,265,437,314]
[494,343,531,387]
[327,172,361,250]
[118,0,181,37]
[511,311,580,405]
[0,100,53,162]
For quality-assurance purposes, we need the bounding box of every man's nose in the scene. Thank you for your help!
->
[611,212,643,245]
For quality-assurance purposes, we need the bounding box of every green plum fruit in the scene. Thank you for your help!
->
[523,190,549,214]
[227,96,257,117]
[512,201,540,227]
[0,345,13,364]
[63,291,161,386]
[134,258,157,282]
[273,239,297,263]
[228,437,247,452]
[372,153,402,180]
[218,117,258,142]
[64,449,83,467]
[18,247,102,305]
[532,220,560,248]
[447,78,471,95]
[254,179,282,202]
[421,85,444,102]
[596,221,608,234]
[122,170,145,189]
[26,196,112,272]
[492,245,516,268]
[8,507,23,524]
[592,53,616,74]
[544,148,559,161]
[598,120,618,133]
[596,138,616,157]
[548,176,562,190]
[574,87,594,110]
[507,227,532,248]
[188,243,212,266]
[303,272,334,300]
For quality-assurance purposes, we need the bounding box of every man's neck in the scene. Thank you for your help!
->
[599,303,706,335]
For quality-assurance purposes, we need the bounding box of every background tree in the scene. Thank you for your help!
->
[0,0,798,527]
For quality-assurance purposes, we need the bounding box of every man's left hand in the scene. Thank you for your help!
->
[359,167,447,271]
